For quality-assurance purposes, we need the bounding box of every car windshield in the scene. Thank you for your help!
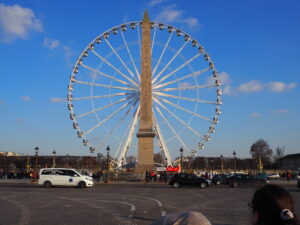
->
[74,169,83,176]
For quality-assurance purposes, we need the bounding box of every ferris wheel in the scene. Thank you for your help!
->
[67,20,222,167]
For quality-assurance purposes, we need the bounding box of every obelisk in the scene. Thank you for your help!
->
[136,10,156,172]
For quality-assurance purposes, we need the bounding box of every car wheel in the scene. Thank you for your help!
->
[78,181,86,188]
[231,181,238,188]
[216,181,221,185]
[43,181,52,188]
[173,182,180,188]
[200,182,207,188]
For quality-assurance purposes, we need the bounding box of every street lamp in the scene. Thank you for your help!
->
[250,149,256,175]
[105,145,110,183]
[220,154,224,173]
[121,157,124,170]
[233,151,237,174]
[52,150,56,168]
[180,147,184,172]
[66,154,69,167]
[34,147,39,182]
[165,158,168,167]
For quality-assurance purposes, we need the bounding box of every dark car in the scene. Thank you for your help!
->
[211,174,229,185]
[168,173,209,188]
[227,174,267,188]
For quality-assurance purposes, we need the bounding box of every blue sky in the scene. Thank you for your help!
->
[0,0,299,159]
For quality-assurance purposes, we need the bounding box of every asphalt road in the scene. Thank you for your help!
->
[0,183,299,225]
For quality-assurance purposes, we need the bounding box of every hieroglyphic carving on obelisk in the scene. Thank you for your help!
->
[136,10,156,171]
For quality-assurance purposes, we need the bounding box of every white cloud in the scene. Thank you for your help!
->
[223,86,232,95]
[269,109,289,115]
[219,72,231,85]
[44,37,74,65]
[50,97,66,103]
[154,5,200,29]
[267,82,297,92]
[21,96,31,102]
[237,80,263,93]
[44,38,60,49]
[250,112,261,118]
[149,0,165,6]
[16,117,23,123]
[0,3,43,42]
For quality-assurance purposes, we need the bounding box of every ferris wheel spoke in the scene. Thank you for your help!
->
[152,32,173,76]
[90,50,138,87]
[81,63,135,88]
[153,97,204,138]
[153,67,210,89]
[153,102,191,153]
[159,83,218,92]
[137,25,142,58]
[76,97,129,119]
[152,41,188,84]
[153,114,172,166]
[95,101,139,152]
[120,31,140,82]
[116,106,140,166]
[154,95,213,123]
[84,99,135,135]
[153,92,217,105]
[73,79,135,91]
[151,25,157,55]
[72,93,127,101]
[156,53,201,85]
[104,38,138,84]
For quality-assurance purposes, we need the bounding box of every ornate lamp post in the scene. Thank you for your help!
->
[66,154,69,167]
[233,151,237,174]
[26,155,30,173]
[165,157,168,167]
[52,150,56,168]
[250,149,256,175]
[105,146,110,183]
[34,147,39,182]
[121,157,124,171]
[220,154,224,173]
[180,147,184,172]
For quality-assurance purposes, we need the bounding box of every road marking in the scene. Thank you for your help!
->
[135,196,166,216]
[1,196,30,225]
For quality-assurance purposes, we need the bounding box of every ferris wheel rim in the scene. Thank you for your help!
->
[67,20,222,162]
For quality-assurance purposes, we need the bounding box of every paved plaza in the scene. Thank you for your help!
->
[0,183,299,225]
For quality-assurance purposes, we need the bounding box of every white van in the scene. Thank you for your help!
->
[38,168,94,188]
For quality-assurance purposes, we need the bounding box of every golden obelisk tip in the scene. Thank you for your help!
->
[143,9,150,22]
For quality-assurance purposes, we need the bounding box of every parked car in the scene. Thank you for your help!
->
[227,174,267,188]
[267,173,280,180]
[297,168,300,188]
[211,174,229,185]
[169,173,210,188]
[38,168,94,188]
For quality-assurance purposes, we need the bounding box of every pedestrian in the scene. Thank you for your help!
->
[249,184,299,225]
[150,211,212,225]
[97,170,102,182]
[145,171,150,183]
[286,171,290,181]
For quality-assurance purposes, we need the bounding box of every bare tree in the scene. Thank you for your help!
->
[274,146,285,160]
[250,139,273,167]
[273,146,285,169]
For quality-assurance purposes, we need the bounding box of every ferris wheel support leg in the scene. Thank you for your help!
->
[116,106,140,167]
[153,112,173,166]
